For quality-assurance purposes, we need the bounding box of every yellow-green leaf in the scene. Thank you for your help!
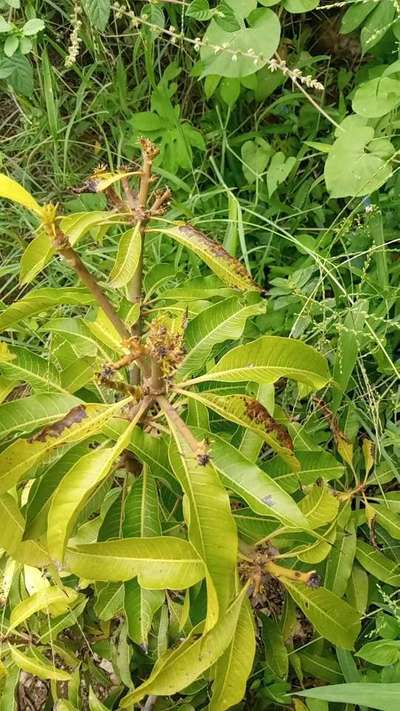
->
[109,224,141,288]
[9,587,78,630]
[65,537,205,587]
[184,390,299,469]
[168,425,238,631]
[283,580,361,650]
[0,174,43,216]
[184,335,330,389]
[209,598,256,710]
[9,646,72,681]
[48,416,139,563]
[0,397,132,494]
[153,224,262,292]
[120,586,248,707]
[299,484,339,529]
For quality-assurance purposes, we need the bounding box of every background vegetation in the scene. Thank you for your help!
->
[0,0,399,709]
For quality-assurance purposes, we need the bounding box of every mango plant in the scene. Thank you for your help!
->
[0,140,389,709]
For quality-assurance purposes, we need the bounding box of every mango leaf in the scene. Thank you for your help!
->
[0,393,80,438]
[9,586,78,629]
[0,493,24,557]
[123,467,164,646]
[176,295,265,380]
[269,451,345,492]
[19,229,53,285]
[209,598,256,710]
[152,224,261,292]
[120,586,248,707]
[65,537,205,588]
[185,335,330,388]
[370,504,400,539]
[356,540,400,586]
[47,416,139,563]
[195,428,308,528]
[109,224,141,288]
[325,522,356,597]
[9,646,72,681]
[168,427,238,629]
[89,687,108,711]
[299,484,339,529]
[0,397,132,494]
[94,582,124,620]
[283,580,361,649]
[200,9,280,78]
[0,173,43,216]
[184,390,298,468]
[297,683,400,711]
[0,287,94,332]
[0,345,67,393]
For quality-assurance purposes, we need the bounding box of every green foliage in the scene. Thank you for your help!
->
[0,0,399,707]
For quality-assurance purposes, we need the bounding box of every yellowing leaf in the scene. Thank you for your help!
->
[209,598,256,710]
[299,484,339,529]
[9,587,78,629]
[185,335,330,389]
[65,536,205,588]
[109,224,141,288]
[184,390,299,469]
[283,580,361,650]
[152,224,262,292]
[9,646,72,681]
[168,429,238,631]
[0,397,132,494]
[120,586,248,707]
[0,174,43,216]
[48,415,140,563]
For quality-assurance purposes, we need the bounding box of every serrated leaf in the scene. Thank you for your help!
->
[283,581,361,650]
[0,173,43,216]
[109,225,141,288]
[153,224,261,292]
[65,536,205,587]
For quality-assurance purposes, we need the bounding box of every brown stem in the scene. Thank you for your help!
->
[126,139,160,385]
[50,228,130,341]
[157,395,209,465]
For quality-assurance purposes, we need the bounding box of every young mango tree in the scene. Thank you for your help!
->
[0,141,367,709]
